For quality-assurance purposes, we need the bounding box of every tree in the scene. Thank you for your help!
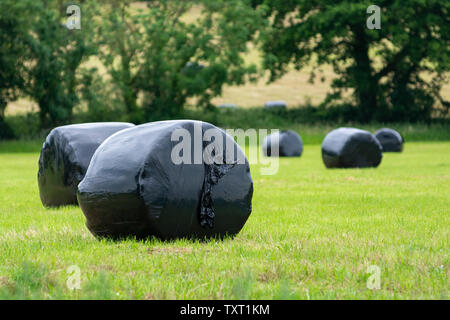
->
[0,0,31,138]
[96,0,262,122]
[254,0,450,122]
[26,1,95,128]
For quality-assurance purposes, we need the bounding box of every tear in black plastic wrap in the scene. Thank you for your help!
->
[262,130,303,157]
[321,128,382,168]
[38,122,135,207]
[77,120,253,240]
[374,128,403,152]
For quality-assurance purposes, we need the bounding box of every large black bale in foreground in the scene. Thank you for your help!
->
[38,122,134,207]
[374,128,404,152]
[321,128,382,168]
[262,130,303,157]
[77,120,254,240]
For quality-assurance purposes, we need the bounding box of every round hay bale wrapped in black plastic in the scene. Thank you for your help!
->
[77,120,253,240]
[262,130,303,157]
[321,128,382,168]
[38,122,135,207]
[182,62,205,75]
[374,128,403,152]
[217,103,238,109]
[264,100,287,109]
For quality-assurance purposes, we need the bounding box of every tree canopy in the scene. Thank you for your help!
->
[255,0,450,122]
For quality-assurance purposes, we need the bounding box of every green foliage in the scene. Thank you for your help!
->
[0,0,31,139]
[4,112,43,140]
[4,107,450,144]
[96,0,261,122]
[184,107,450,143]
[78,67,128,122]
[25,1,95,128]
[256,0,450,122]
[2,0,449,129]
[0,120,15,140]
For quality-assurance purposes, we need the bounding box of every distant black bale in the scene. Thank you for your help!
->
[321,128,382,168]
[263,130,303,157]
[374,128,404,152]
[182,62,205,75]
[77,120,253,241]
[217,103,239,109]
[38,122,135,207]
[264,101,287,109]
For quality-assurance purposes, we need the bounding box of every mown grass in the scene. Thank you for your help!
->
[0,138,448,299]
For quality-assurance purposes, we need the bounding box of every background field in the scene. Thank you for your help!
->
[6,62,450,117]
[0,137,448,299]
[5,3,450,117]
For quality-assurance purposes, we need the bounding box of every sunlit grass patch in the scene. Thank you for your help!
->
[0,141,448,299]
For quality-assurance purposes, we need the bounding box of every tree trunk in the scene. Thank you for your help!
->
[0,98,6,120]
[351,25,378,123]
[120,55,138,116]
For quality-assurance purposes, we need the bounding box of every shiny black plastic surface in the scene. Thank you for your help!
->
[374,128,403,152]
[321,128,383,168]
[38,122,135,207]
[262,130,303,157]
[264,101,287,109]
[77,120,253,240]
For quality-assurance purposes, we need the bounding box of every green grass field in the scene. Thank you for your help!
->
[0,135,448,300]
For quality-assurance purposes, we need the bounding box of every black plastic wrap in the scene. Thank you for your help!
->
[38,122,135,207]
[217,103,238,109]
[321,128,382,168]
[374,128,403,152]
[182,62,205,75]
[264,101,287,109]
[77,120,254,240]
[262,130,303,157]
